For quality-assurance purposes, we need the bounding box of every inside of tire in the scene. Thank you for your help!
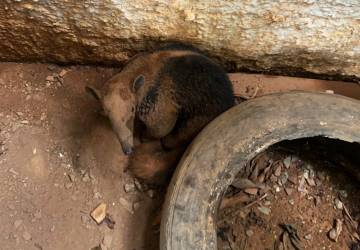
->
[217,136,360,250]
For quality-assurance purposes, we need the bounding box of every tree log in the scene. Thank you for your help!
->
[1,1,359,78]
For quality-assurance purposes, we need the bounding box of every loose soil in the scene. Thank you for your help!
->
[217,138,360,250]
[1,62,359,250]
[0,63,161,250]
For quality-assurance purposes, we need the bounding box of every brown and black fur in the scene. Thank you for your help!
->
[86,44,235,184]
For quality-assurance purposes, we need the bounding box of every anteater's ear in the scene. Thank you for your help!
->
[132,75,145,93]
[85,85,102,101]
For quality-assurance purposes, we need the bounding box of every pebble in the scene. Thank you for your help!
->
[59,69,68,77]
[334,198,343,210]
[50,225,55,232]
[23,231,31,241]
[14,219,23,229]
[124,183,136,193]
[65,182,73,189]
[279,172,288,185]
[288,199,295,205]
[274,165,282,177]
[257,206,271,215]
[304,234,312,240]
[46,75,55,81]
[134,178,144,192]
[246,229,254,237]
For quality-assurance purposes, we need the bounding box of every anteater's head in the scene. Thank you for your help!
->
[86,61,146,156]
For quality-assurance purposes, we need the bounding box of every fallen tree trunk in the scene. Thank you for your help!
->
[1,1,360,79]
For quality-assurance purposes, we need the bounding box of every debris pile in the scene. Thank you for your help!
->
[217,138,360,250]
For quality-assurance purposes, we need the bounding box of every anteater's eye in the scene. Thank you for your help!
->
[132,75,145,92]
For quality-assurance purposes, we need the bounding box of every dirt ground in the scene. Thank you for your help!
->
[0,63,164,250]
[1,62,359,250]
[217,138,360,250]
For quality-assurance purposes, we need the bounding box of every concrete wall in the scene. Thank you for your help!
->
[1,0,360,78]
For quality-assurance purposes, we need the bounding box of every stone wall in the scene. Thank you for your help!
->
[1,0,360,78]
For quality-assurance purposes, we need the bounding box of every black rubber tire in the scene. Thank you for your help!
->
[160,91,360,250]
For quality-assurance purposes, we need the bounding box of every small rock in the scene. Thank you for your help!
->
[46,75,55,82]
[50,225,55,232]
[14,219,23,229]
[257,206,271,215]
[298,176,306,193]
[244,188,258,195]
[90,203,107,224]
[279,172,289,185]
[304,234,312,240]
[119,198,134,214]
[23,231,31,241]
[65,183,73,189]
[315,196,321,206]
[59,69,68,77]
[283,156,291,168]
[274,185,281,192]
[334,198,343,210]
[285,188,293,196]
[124,183,136,193]
[246,229,254,237]
[274,165,282,177]
[93,192,102,199]
[288,199,295,205]
[134,178,144,192]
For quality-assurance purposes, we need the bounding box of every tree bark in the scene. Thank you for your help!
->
[1,1,360,78]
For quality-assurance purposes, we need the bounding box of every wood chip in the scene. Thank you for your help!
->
[283,156,291,169]
[328,219,342,242]
[90,203,107,224]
